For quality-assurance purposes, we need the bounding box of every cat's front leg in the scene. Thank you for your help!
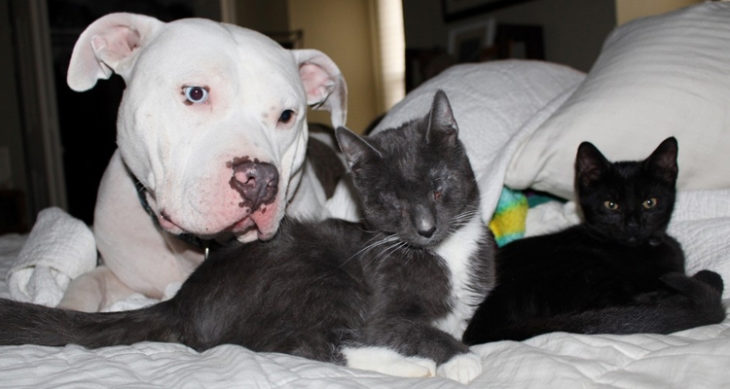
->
[362,317,483,383]
[342,346,437,378]
[436,352,483,384]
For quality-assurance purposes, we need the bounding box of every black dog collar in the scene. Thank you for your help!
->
[128,169,212,259]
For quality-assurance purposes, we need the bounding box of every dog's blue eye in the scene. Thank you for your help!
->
[278,109,294,124]
[183,86,209,104]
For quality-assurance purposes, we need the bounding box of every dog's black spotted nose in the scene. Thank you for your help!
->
[228,158,279,211]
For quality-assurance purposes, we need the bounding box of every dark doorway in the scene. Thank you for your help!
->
[47,0,220,224]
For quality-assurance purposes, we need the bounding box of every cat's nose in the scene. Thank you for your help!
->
[418,224,436,238]
[413,206,436,238]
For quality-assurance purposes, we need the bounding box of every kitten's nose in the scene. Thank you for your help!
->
[413,205,436,238]
[626,219,640,233]
[418,224,436,238]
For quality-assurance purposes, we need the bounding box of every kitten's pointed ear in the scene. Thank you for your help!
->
[335,126,381,170]
[646,136,679,184]
[575,141,610,187]
[426,90,458,146]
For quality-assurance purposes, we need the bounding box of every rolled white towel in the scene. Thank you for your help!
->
[8,207,97,307]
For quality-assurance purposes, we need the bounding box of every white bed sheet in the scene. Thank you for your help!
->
[1,228,729,388]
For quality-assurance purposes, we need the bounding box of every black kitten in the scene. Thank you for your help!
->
[463,137,725,345]
[0,91,495,382]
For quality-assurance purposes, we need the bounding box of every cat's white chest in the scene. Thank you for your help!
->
[432,214,487,339]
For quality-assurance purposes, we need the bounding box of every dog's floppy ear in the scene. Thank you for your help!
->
[67,12,164,92]
[292,49,348,129]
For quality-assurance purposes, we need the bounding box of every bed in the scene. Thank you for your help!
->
[2,3,730,388]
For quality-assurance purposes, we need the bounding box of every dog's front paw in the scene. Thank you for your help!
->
[436,352,482,384]
[343,346,436,378]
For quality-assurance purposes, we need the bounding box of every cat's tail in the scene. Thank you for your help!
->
[466,271,726,343]
[0,298,179,348]
[562,270,725,334]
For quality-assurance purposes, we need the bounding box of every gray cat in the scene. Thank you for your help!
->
[0,90,495,383]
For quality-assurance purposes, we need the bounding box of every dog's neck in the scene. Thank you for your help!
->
[126,165,213,258]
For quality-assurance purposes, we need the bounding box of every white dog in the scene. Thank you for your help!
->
[57,13,347,311]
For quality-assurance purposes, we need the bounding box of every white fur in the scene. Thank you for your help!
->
[342,346,436,378]
[433,211,489,339]
[436,352,483,384]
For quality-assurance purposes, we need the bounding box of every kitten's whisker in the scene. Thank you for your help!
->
[377,240,409,263]
[352,234,398,260]
[454,209,479,221]
[307,233,400,286]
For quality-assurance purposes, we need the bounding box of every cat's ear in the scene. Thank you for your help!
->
[335,126,382,170]
[426,90,458,146]
[575,141,610,187]
[645,136,678,184]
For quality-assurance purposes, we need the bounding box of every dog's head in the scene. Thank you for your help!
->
[68,13,347,242]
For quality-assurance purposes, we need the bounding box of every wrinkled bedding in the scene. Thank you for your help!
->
[2,200,729,388]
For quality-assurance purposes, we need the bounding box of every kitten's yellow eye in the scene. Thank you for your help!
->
[643,198,658,209]
[604,201,619,210]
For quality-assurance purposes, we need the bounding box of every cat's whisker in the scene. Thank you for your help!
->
[353,234,399,260]
[372,240,398,262]
[446,209,480,234]
[376,239,409,263]
[454,209,479,221]
[306,234,400,287]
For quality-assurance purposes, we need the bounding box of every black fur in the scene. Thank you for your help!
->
[0,91,495,368]
[463,137,726,345]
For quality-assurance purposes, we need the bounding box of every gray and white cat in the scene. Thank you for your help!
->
[0,90,495,383]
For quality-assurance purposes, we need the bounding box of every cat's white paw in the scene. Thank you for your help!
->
[436,352,482,384]
[342,346,436,378]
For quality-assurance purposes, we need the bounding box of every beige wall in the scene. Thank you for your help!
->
[615,0,703,25]
[288,0,379,133]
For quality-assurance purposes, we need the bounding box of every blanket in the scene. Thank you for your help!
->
[0,234,728,388]
[488,187,528,247]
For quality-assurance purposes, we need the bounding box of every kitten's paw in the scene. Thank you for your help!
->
[661,271,723,299]
[693,270,724,293]
[436,352,482,384]
[342,346,436,378]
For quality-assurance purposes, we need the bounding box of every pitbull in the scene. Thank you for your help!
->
[57,13,347,312]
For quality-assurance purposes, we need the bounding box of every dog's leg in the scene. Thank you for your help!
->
[57,265,135,312]
[60,152,203,312]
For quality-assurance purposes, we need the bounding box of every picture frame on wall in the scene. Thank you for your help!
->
[448,18,496,63]
[442,0,533,22]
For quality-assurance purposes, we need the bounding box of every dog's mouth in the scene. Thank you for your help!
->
[231,215,276,241]
[233,203,279,240]
[157,205,278,242]
[158,211,185,234]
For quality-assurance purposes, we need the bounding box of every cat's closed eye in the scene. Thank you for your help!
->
[604,200,619,210]
[432,178,444,200]
[642,198,658,209]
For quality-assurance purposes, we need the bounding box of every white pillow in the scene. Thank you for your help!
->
[504,2,730,200]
